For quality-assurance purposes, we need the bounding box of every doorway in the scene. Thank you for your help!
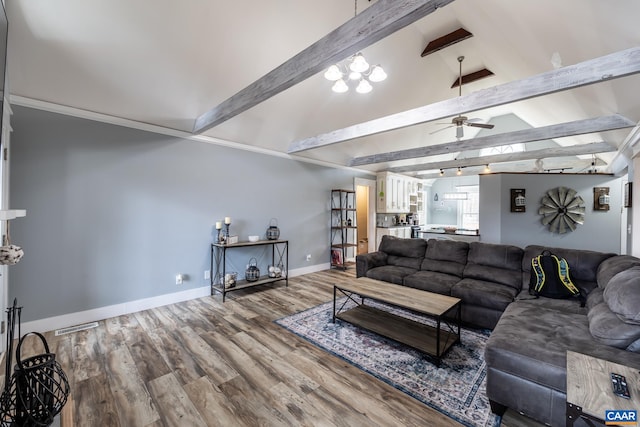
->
[355,178,376,255]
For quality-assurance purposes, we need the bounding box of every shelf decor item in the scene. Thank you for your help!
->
[268,264,283,278]
[245,258,260,282]
[266,218,280,240]
[224,272,237,288]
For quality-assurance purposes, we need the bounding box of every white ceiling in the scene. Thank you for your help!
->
[6,0,640,176]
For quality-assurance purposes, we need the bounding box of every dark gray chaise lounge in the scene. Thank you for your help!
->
[355,236,640,426]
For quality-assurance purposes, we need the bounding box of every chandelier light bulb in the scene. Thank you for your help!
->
[331,78,349,93]
[324,65,343,81]
[349,53,369,73]
[368,65,387,82]
[355,79,372,94]
[348,71,362,81]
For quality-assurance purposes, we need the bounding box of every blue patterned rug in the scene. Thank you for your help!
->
[275,298,501,427]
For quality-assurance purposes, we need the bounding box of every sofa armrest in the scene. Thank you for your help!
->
[356,251,388,277]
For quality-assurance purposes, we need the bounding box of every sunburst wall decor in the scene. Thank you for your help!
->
[538,186,585,233]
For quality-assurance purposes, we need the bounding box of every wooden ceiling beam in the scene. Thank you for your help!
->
[192,0,456,134]
[388,142,614,174]
[349,115,634,166]
[421,27,473,57]
[451,68,494,88]
[288,47,640,154]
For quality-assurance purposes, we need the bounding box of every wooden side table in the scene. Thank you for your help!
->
[566,351,640,426]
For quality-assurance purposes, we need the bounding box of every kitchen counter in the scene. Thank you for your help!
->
[420,229,480,242]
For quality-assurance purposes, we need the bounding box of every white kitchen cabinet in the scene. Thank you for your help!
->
[377,172,417,213]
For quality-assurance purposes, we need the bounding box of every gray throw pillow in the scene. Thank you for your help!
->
[588,300,640,350]
[603,267,640,325]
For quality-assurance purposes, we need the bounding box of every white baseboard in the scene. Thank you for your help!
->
[21,263,330,334]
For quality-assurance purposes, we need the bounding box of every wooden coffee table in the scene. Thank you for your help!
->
[332,277,461,366]
[566,351,640,426]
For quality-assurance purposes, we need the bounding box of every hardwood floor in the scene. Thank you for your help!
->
[8,269,542,426]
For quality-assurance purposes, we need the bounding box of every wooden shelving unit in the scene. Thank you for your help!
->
[330,189,356,270]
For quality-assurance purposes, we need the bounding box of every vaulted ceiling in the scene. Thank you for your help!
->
[7,0,640,177]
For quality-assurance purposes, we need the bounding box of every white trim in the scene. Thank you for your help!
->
[20,263,330,334]
[9,95,372,175]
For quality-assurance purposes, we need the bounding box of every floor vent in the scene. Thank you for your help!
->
[54,321,99,336]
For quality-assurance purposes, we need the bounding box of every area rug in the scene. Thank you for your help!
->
[275,298,500,427]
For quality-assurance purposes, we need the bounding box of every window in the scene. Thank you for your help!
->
[457,185,479,230]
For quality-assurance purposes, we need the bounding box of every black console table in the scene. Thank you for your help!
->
[210,239,288,301]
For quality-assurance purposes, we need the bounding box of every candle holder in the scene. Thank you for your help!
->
[224,223,231,241]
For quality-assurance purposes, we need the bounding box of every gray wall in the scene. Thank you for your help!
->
[480,173,624,253]
[10,106,370,322]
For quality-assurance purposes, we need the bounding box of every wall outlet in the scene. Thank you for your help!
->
[175,274,184,285]
[306,254,311,261]
[204,270,210,280]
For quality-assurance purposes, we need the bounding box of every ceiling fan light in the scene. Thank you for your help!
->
[456,126,464,139]
[349,53,369,73]
[332,79,349,93]
[356,79,372,94]
[369,65,387,82]
[324,65,343,81]
[348,71,362,81]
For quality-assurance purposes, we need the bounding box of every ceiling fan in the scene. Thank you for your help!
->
[431,56,495,139]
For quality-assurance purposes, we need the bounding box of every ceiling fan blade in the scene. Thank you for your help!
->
[466,122,495,129]
[429,125,454,135]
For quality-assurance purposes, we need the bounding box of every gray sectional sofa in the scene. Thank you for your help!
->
[355,235,640,426]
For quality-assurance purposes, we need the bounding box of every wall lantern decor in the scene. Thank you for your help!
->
[510,189,526,213]
[593,187,610,211]
[538,187,585,234]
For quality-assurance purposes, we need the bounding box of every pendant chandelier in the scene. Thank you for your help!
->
[323,0,387,94]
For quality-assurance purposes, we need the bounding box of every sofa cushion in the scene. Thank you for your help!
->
[366,265,417,286]
[452,279,518,311]
[378,235,426,270]
[523,245,615,293]
[598,255,640,289]
[588,298,640,351]
[463,242,523,289]
[403,270,459,294]
[379,235,427,258]
[420,239,469,278]
[603,267,640,325]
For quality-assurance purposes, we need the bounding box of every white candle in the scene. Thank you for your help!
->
[215,221,222,229]
[224,217,231,224]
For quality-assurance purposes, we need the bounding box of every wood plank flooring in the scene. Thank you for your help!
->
[6,269,542,426]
